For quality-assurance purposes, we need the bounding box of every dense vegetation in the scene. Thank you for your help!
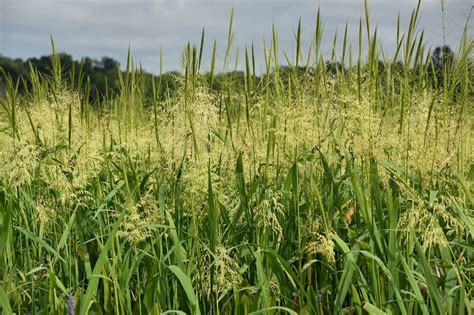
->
[0,4,473,314]
[0,42,461,104]
[0,52,181,103]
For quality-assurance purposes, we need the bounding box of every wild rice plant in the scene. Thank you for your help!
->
[0,2,472,314]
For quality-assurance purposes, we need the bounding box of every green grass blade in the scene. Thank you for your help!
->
[363,302,387,315]
[0,287,12,315]
[399,256,430,315]
[414,236,444,315]
[168,265,201,315]
[79,214,124,315]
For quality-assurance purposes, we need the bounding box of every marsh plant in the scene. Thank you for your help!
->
[0,1,473,314]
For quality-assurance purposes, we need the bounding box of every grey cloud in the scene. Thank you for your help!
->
[0,0,471,73]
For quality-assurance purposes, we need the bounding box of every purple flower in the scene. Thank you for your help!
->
[68,294,75,315]
[317,292,323,303]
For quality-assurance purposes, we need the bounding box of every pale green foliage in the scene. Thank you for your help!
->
[0,4,473,314]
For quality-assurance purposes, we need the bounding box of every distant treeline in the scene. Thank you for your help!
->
[0,53,163,102]
[0,52,245,102]
[0,45,465,103]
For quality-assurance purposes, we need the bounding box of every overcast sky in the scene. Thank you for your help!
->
[0,0,472,73]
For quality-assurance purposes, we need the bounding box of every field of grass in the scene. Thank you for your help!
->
[0,3,473,315]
